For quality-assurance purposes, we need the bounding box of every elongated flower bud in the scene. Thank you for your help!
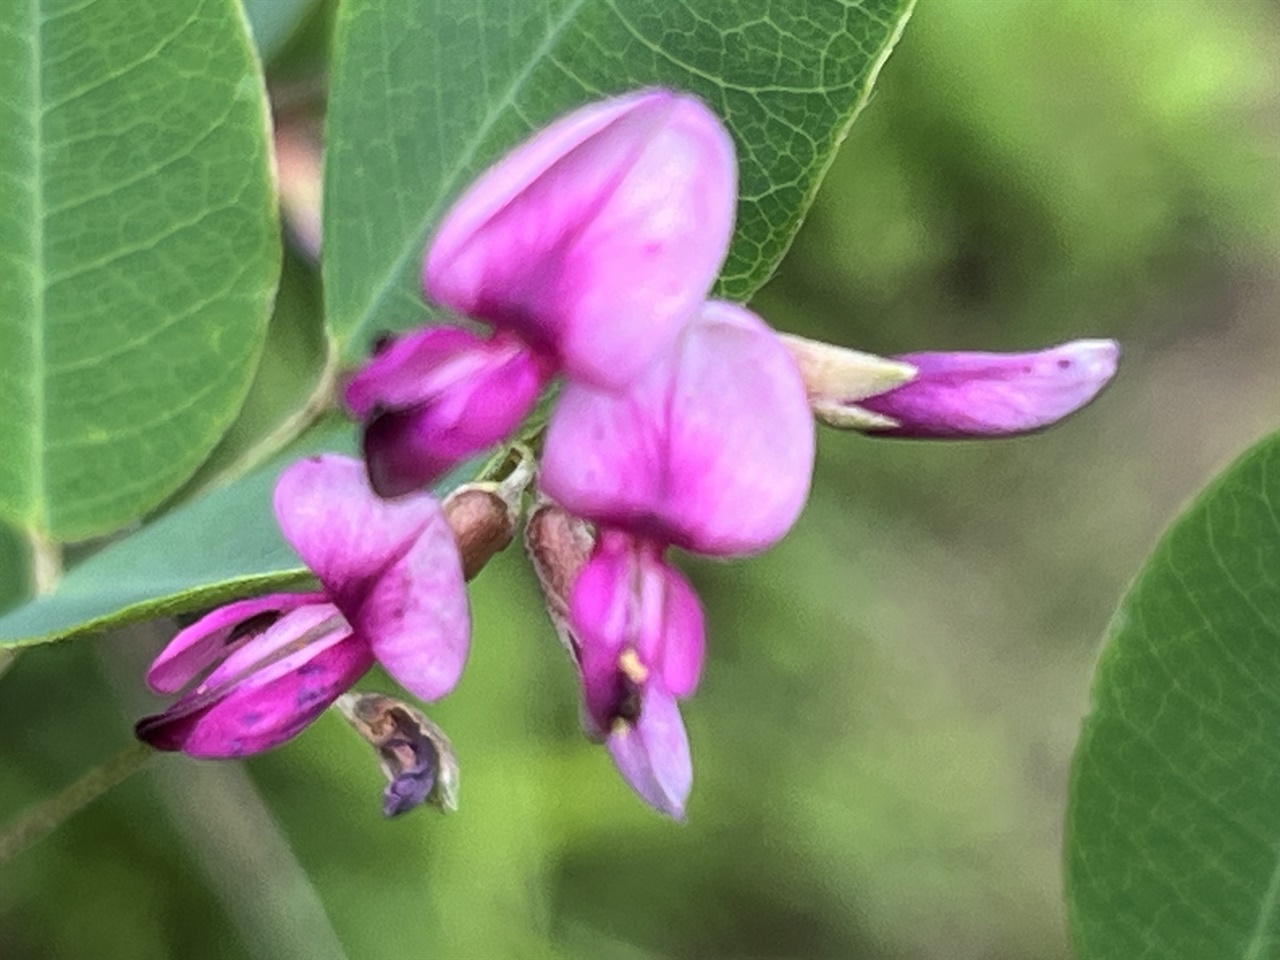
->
[857,339,1120,438]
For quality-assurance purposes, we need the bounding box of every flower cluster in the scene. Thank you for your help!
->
[140,89,1118,820]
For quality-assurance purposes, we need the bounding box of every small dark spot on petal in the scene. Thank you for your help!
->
[228,611,282,645]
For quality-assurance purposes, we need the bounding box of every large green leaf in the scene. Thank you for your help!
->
[1065,431,1280,960]
[0,423,484,650]
[0,0,280,541]
[323,0,914,357]
[164,250,329,505]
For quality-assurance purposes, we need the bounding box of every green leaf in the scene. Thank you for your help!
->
[164,250,330,505]
[0,0,281,541]
[0,424,484,650]
[241,0,315,62]
[1065,431,1280,960]
[0,522,31,617]
[322,0,914,357]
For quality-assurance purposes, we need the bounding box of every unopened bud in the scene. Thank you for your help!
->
[441,449,535,580]
[443,485,515,579]
[524,501,595,624]
[336,692,460,817]
[779,334,917,431]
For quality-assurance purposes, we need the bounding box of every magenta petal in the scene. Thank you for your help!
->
[425,89,737,388]
[137,609,371,758]
[607,685,692,820]
[343,326,498,418]
[859,339,1120,438]
[638,555,705,699]
[569,541,633,733]
[146,592,326,694]
[542,301,814,556]
[357,499,470,701]
[273,455,443,609]
[345,328,545,497]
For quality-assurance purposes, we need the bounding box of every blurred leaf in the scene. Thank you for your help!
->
[0,426,486,650]
[1065,431,1280,959]
[322,0,915,357]
[240,0,315,62]
[0,523,31,617]
[0,0,281,541]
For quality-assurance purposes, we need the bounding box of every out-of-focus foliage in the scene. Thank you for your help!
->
[1,0,1277,958]
[1066,431,1280,960]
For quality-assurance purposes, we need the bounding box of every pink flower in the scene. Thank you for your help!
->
[783,336,1120,437]
[136,455,468,757]
[345,88,737,497]
[537,301,815,817]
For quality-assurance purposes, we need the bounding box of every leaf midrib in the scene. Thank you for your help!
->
[334,0,587,354]
[28,0,47,534]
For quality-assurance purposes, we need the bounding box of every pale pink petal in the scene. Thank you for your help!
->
[146,592,325,694]
[859,339,1120,437]
[198,603,350,692]
[273,455,443,610]
[357,501,470,701]
[607,685,692,820]
[541,301,814,556]
[638,554,704,698]
[136,629,372,758]
[425,89,736,388]
[357,343,543,497]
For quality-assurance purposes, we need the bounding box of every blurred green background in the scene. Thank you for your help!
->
[2,0,1278,957]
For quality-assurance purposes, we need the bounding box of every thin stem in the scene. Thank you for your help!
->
[0,740,154,865]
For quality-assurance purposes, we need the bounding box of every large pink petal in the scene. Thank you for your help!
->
[542,302,814,555]
[356,500,470,701]
[146,592,326,694]
[136,609,372,758]
[607,685,693,821]
[273,455,443,610]
[425,89,736,389]
[859,339,1120,437]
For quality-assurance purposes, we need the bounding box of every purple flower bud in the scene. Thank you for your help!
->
[856,339,1120,438]
[137,456,470,758]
